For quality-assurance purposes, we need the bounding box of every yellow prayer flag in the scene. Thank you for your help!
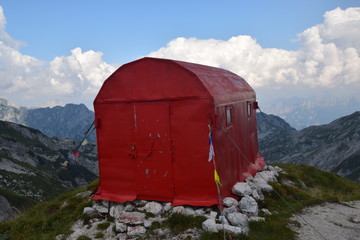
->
[81,139,89,146]
[214,169,222,186]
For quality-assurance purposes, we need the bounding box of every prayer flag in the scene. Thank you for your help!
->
[214,169,222,186]
[81,139,89,146]
[208,124,215,162]
[62,160,69,168]
[73,151,80,158]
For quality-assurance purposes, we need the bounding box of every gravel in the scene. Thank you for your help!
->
[289,201,360,240]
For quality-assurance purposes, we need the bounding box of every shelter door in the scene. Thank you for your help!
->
[130,101,174,200]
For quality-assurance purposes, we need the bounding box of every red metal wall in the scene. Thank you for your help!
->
[92,57,265,206]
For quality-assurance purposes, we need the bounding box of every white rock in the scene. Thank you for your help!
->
[116,233,127,240]
[208,211,218,219]
[104,223,116,238]
[256,171,277,183]
[101,200,109,207]
[274,166,283,173]
[92,204,108,214]
[249,216,265,222]
[71,219,84,231]
[115,221,127,233]
[110,204,124,218]
[251,188,264,201]
[127,225,146,237]
[118,212,146,225]
[222,224,244,235]
[163,202,172,212]
[261,208,272,215]
[219,215,230,225]
[239,196,258,216]
[172,206,185,215]
[268,166,279,177]
[226,212,249,227]
[202,218,218,233]
[251,177,273,192]
[134,200,148,207]
[144,201,163,215]
[195,209,205,216]
[83,207,96,215]
[184,207,196,216]
[223,206,238,216]
[223,197,238,207]
[232,182,252,197]
[144,220,153,228]
[75,191,91,198]
[124,203,135,212]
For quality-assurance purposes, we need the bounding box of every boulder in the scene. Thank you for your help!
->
[249,177,273,192]
[115,221,127,233]
[256,171,277,183]
[221,224,244,235]
[195,209,205,216]
[144,201,163,215]
[207,211,218,219]
[92,203,108,214]
[163,202,172,212]
[172,206,186,215]
[118,212,146,225]
[83,207,96,215]
[251,188,264,201]
[232,182,252,197]
[239,196,258,216]
[124,202,135,212]
[127,225,146,237]
[223,206,238,216]
[184,207,196,216]
[249,216,265,222]
[226,212,248,227]
[261,208,272,215]
[202,218,218,233]
[223,197,238,207]
[110,204,124,218]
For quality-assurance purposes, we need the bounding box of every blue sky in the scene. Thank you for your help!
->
[0,0,359,121]
[2,0,358,64]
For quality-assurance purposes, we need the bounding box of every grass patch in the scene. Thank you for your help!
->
[96,222,110,231]
[94,232,104,238]
[242,164,360,240]
[0,185,94,240]
[162,213,207,235]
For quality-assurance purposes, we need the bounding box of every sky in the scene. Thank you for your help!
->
[0,0,359,111]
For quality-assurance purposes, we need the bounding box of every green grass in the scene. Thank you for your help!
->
[243,164,360,240]
[163,213,207,235]
[0,179,98,240]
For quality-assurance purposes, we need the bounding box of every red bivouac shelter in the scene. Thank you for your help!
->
[92,57,265,206]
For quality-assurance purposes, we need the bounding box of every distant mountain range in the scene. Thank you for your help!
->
[261,96,360,130]
[0,120,98,221]
[0,98,95,142]
[257,111,360,183]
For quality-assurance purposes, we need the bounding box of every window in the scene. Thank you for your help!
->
[226,105,232,126]
[247,101,252,116]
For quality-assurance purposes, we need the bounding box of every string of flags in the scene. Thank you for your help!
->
[62,122,95,169]
[208,123,221,187]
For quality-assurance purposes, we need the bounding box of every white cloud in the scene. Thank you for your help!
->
[0,6,24,49]
[0,6,116,108]
[149,7,360,91]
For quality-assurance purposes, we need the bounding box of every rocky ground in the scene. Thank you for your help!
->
[56,166,282,239]
[289,201,360,240]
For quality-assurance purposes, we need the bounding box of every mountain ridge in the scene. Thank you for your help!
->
[258,111,360,182]
[0,98,95,141]
[0,120,98,221]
